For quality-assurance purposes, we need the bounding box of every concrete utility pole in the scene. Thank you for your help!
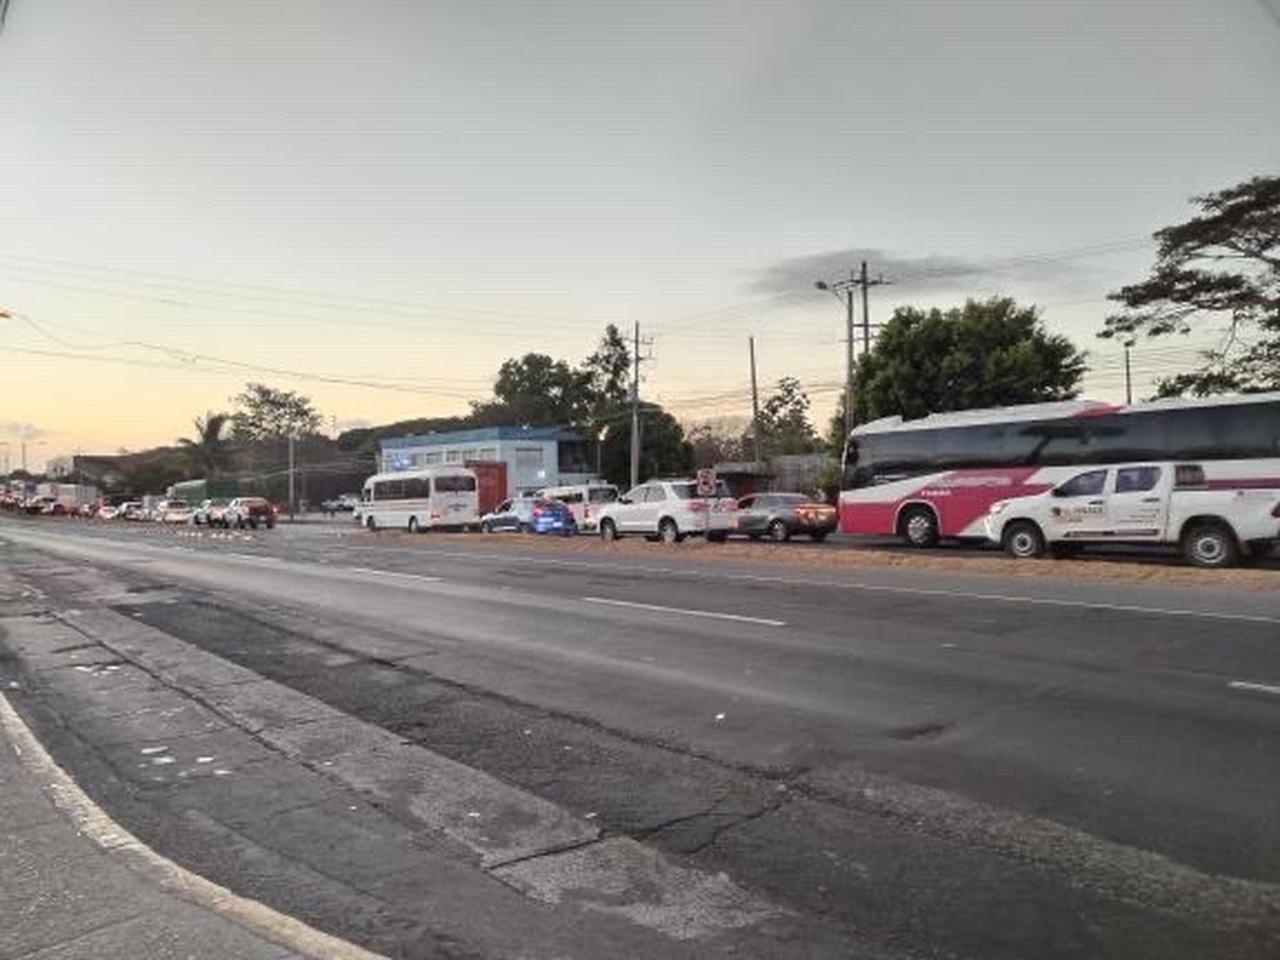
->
[816,264,890,437]
[749,336,762,463]
[629,321,641,490]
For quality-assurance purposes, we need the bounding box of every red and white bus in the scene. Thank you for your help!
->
[839,393,1280,546]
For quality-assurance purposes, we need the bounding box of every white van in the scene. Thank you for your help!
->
[538,482,619,531]
[360,466,480,533]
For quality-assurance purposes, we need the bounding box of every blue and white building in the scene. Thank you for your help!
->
[379,426,597,497]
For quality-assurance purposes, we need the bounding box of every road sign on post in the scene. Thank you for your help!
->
[696,468,717,498]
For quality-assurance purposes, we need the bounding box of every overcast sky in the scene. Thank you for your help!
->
[1,0,1277,468]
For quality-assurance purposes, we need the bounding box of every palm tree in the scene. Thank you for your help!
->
[178,412,234,478]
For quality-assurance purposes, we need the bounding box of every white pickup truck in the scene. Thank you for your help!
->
[983,462,1280,568]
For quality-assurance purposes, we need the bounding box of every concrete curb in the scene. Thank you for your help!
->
[0,691,388,960]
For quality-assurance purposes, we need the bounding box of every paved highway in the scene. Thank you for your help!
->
[2,516,1278,959]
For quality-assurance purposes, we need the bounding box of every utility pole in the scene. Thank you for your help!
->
[749,336,762,463]
[287,433,296,521]
[629,321,641,490]
[1123,339,1134,405]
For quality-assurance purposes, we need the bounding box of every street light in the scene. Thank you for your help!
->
[815,276,857,438]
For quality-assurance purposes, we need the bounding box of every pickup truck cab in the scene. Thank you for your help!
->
[984,462,1280,568]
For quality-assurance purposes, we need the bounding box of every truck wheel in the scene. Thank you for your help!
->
[366,516,377,532]
[899,506,940,548]
[1002,520,1046,559]
[599,519,619,542]
[1182,522,1239,568]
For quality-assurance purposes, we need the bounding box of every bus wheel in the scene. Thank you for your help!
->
[899,506,939,548]
[1182,521,1238,568]
[366,516,377,532]
[1002,520,1046,559]
[407,517,419,534]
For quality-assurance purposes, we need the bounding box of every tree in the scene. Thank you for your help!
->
[851,298,1086,423]
[581,324,632,418]
[178,411,234,478]
[472,354,592,427]
[686,418,749,466]
[1100,175,1279,395]
[755,377,820,456]
[597,403,693,487]
[230,383,323,441]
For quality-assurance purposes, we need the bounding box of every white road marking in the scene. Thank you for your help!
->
[347,567,442,583]
[1228,680,1280,696]
[377,548,1280,627]
[582,596,785,627]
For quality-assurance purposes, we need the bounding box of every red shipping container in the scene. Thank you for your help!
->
[465,460,508,515]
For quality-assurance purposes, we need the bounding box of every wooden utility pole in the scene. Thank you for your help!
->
[749,336,762,463]
[629,321,641,490]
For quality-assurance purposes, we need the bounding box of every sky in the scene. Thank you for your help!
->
[1,0,1278,472]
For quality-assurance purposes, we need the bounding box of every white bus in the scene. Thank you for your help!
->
[537,482,619,531]
[839,393,1280,546]
[359,466,480,533]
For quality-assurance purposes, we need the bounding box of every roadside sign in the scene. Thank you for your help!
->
[696,468,717,498]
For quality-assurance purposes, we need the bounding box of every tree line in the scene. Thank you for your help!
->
[84,172,1276,496]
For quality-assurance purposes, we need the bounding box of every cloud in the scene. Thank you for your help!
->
[0,421,47,439]
[748,246,1125,301]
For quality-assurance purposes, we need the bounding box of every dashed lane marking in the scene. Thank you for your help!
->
[582,596,786,627]
[1228,680,1280,697]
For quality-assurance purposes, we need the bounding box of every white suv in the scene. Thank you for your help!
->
[596,479,738,543]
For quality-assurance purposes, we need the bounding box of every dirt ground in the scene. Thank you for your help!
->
[402,529,1280,593]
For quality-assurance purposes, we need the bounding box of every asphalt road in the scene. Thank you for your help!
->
[3,515,1279,959]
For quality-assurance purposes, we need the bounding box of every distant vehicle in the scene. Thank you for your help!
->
[480,497,577,535]
[223,497,276,530]
[538,482,618,532]
[25,495,64,516]
[152,498,193,523]
[984,461,1280,568]
[321,493,361,514]
[118,501,146,521]
[359,466,480,532]
[735,493,837,542]
[838,393,1280,547]
[192,498,230,526]
[595,478,738,543]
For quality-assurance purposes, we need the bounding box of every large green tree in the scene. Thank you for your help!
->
[756,377,821,456]
[231,383,323,441]
[850,297,1086,424]
[598,403,693,487]
[1100,175,1279,395]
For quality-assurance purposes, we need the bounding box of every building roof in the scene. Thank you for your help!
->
[380,426,585,450]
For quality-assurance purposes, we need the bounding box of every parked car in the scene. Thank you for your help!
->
[223,497,276,530]
[25,496,65,516]
[118,501,146,521]
[735,493,838,542]
[321,493,361,514]
[480,497,577,535]
[595,478,738,543]
[983,461,1280,568]
[192,498,230,526]
[152,498,193,523]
